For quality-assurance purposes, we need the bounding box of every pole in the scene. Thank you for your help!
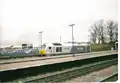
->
[72,25,74,57]
[39,31,43,49]
[60,36,61,44]
[88,35,91,52]
[89,36,91,52]
[41,33,42,48]
[69,24,75,57]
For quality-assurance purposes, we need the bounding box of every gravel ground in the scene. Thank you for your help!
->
[10,59,117,83]
[63,65,118,83]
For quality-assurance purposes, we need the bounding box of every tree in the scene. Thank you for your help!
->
[90,25,97,43]
[90,20,106,44]
[106,20,118,43]
[90,20,118,44]
[90,32,96,43]
[97,20,105,44]
[114,22,118,42]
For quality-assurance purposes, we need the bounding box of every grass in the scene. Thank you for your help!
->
[91,43,113,52]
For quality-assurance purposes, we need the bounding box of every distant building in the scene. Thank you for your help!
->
[65,41,90,45]
[22,44,33,49]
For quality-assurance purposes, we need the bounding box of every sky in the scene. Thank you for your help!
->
[0,0,117,46]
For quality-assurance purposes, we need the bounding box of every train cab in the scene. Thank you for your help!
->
[41,43,62,55]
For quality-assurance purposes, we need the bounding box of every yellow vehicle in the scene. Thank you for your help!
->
[39,49,46,56]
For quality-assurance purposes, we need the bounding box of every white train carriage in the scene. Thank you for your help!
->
[42,43,90,55]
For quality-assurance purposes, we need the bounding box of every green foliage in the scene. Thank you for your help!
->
[91,43,113,51]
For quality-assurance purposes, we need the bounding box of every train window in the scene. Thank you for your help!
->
[56,47,62,52]
[56,47,59,52]
[60,47,62,52]
[77,47,83,50]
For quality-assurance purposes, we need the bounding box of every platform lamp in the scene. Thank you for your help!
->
[88,29,91,53]
[69,24,75,57]
[39,31,43,49]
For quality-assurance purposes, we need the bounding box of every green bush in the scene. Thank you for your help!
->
[91,43,112,52]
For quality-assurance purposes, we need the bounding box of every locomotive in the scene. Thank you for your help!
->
[40,43,91,56]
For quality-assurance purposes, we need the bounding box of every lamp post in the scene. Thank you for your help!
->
[69,24,75,57]
[88,35,91,52]
[60,36,61,44]
[39,31,43,49]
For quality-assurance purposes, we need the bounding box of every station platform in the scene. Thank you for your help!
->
[0,51,118,72]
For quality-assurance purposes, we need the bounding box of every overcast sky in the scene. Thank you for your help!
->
[0,0,117,46]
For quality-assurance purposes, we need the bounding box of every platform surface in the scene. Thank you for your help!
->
[0,51,117,71]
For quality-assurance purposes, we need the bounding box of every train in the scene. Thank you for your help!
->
[41,43,91,55]
[0,43,91,56]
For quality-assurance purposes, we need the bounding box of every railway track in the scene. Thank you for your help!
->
[0,54,39,60]
[0,53,85,65]
[0,51,117,65]
[0,53,117,82]
[23,59,117,83]
[0,50,116,60]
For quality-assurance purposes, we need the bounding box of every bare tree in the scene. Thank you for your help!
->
[96,20,105,44]
[114,22,118,42]
[90,32,96,43]
[106,20,118,43]
[90,24,97,43]
[90,20,105,44]
[90,20,118,44]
